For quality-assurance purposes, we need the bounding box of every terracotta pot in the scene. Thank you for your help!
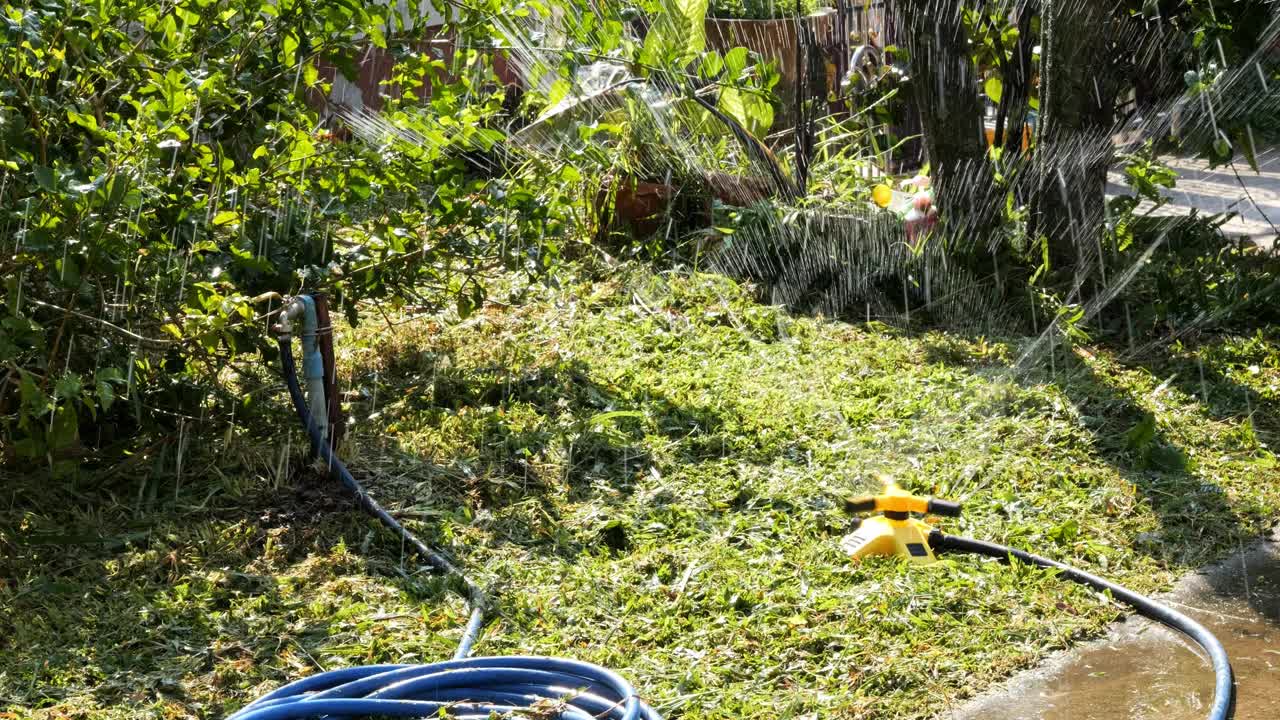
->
[596,178,677,239]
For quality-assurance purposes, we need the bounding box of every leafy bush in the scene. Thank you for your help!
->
[503,0,786,257]
[0,0,570,474]
[1101,144,1280,336]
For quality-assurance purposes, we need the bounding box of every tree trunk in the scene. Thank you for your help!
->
[896,0,993,232]
[1034,0,1121,279]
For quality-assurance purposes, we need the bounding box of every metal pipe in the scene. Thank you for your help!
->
[275,296,327,440]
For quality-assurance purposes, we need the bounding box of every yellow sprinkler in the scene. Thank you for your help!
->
[840,479,962,564]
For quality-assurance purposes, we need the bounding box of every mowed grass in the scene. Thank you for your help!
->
[3,266,1278,719]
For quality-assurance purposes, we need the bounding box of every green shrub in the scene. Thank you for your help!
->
[0,0,570,475]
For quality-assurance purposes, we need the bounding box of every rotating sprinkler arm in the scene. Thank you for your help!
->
[844,482,962,518]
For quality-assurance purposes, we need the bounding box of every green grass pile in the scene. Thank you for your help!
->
[3,266,1277,718]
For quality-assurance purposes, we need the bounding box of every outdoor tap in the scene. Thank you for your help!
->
[842,44,883,93]
[274,295,328,439]
[275,297,308,337]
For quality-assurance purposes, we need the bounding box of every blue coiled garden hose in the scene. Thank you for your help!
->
[269,323,662,720]
[229,656,661,720]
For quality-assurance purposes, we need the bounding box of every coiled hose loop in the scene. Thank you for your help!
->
[229,656,662,720]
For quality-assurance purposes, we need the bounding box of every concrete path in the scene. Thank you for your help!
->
[941,529,1280,720]
[1107,149,1280,248]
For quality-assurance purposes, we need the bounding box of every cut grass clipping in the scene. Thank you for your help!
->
[3,267,1278,719]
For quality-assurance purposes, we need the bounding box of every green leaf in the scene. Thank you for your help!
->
[282,32,299,62]
[642,0,710,69]
[1213,135,1231,159]
[723,47,749,77]
[94,368,124,413]
[1126,414,1157,451]
[718,87,773,137]
[1049,519,1080,544]
[55,256,80,288]
[672,0,710,58]
[48,404,79,451]
[67,111,99,132]
[984,76,1003,104]
[212,210,241,226]
[54,373,83,402]
[1235,129,1259,172]
[35,166,57,191]
[456,291,475,319]
[700,50,724,79]
[19,372,46,413]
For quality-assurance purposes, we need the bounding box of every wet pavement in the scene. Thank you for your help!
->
[943,529,1280,720]
[1107,150,1280,248]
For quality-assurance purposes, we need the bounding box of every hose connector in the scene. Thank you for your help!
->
[273,296,308,338]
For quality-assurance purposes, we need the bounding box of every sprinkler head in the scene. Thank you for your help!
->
[840,479,961,564]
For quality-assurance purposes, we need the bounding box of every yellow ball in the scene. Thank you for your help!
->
[871,184,893,208]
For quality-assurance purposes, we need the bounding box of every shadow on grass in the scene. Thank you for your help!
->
[921,331,1271,572]
[342,345,753,563]
[1049,349,1244,566]
[0,468,462,714]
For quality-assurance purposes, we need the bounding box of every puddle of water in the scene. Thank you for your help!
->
[946,533,1280,720]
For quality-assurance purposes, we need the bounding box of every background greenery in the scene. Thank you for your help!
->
[709,0,825,20]
[2,0,1279,717]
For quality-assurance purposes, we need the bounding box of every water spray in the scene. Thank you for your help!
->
[842,479,1237,720]
[229,5,1276,716]
[234,293,1239,719]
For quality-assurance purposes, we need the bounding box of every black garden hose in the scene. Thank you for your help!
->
[929,531,1236,720]
[277,334,488,659]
